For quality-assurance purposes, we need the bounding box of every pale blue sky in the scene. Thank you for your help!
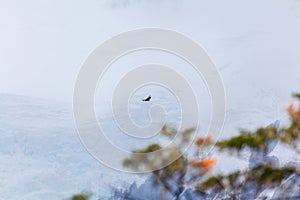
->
[0,0,299,104]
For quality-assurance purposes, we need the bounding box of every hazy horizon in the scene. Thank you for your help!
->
[0,0,299,103]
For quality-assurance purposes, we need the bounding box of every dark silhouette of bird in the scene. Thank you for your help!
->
[142,95,151,101]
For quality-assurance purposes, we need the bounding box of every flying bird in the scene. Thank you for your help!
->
[142,95,151,101]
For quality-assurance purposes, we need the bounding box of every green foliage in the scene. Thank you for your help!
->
[123,144,163,170]
[181,127,196,143]
[293,92,300,100]
[132,143,161,153]
[198,165,297,194]
[196,175,223,191]
[154,155,188,181]
[67,192,91,200]
[279,120,300,145]
[71,194,87,200]
[197,171,243,191]
[123,127,199,173]
[278,92,300,145]
[227,171,241,185]
[250,165,296,184]
[216,127,277,151]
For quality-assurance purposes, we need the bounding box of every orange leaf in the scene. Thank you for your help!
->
[286,102,300,120]
[191,157,217,171]
[195,135,213,146]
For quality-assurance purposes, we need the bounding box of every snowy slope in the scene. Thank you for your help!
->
[0,87,296,199]
[0,94,141,200]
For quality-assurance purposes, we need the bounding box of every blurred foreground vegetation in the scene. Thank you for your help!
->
[119,92,300,199]
[69,92,300,199]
